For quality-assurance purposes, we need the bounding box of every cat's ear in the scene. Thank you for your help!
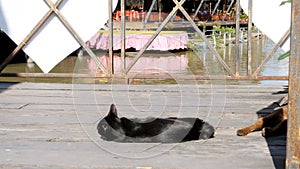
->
[108,104,118,116]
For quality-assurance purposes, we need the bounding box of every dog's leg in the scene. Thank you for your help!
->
[237,106,288,136]
[237,117,264,136]
[262,119,287,137]
[278,95,288,106]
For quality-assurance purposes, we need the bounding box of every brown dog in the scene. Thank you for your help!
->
[237,96,288,137]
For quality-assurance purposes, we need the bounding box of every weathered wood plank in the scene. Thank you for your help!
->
[0,82,287,169]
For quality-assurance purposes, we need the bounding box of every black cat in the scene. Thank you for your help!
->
[97,104,215,143]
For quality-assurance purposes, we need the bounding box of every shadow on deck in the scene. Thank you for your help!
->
[256,87,288,169]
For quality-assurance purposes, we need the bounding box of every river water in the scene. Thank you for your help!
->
[0,37,288,85]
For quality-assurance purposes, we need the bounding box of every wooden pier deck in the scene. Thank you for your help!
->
[0,82,287,169]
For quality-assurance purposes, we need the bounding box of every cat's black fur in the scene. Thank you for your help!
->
[97,104,215,143]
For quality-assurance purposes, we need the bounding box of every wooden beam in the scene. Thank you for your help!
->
[287,0,300,167]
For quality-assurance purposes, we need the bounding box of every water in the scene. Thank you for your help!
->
[0,37,288,85]
[259,39,289,85]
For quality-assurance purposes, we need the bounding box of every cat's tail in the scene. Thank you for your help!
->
[199,122,215,139]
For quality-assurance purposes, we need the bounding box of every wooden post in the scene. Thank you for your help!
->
[235,0,241,77]
[109,0,114,75]
[121,0,126,72]
[287,0,300,168]
[247,0,252,76]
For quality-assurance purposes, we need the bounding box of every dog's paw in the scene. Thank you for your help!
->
[262,127,273,137]
[236,129,248,136]
[262,128,266,137]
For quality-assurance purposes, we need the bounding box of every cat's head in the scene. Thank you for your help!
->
[97,104,125,141]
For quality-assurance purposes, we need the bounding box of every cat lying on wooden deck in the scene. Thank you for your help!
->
[97,104,215,143]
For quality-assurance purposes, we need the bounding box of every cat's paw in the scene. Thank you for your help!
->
[236,129,249,136]
[199,122,215,139]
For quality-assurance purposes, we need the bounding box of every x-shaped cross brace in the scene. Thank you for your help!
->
[0,0,109,74]
[125,0,234,77]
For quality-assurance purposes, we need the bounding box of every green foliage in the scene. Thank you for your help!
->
[278,50,290,60]
[277,0,291,61]
[280,0,291,6]
[213,25,235,35]
[240,13,248,19]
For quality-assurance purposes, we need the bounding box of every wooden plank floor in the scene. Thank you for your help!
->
[0,82,287,169]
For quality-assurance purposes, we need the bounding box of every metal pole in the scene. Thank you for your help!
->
[0,0,64,73]
[287,0,300,167]
[247,0,252,76]
[144,0,157,29]
[126,0,234,77]
[235,0,241,77]
[252,29,290,77]
[210,0,221,17]
[192,0,204,20]
[109,0,114,75]
[177,0,235,77]
[0,72,288,81]
[126,0,184,74]
[222,0,235,21]
[121,0,126,71]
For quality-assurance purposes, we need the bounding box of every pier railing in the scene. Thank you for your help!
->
[107,0,290,82]
[0,0,299,167]
[0,0,290,82]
